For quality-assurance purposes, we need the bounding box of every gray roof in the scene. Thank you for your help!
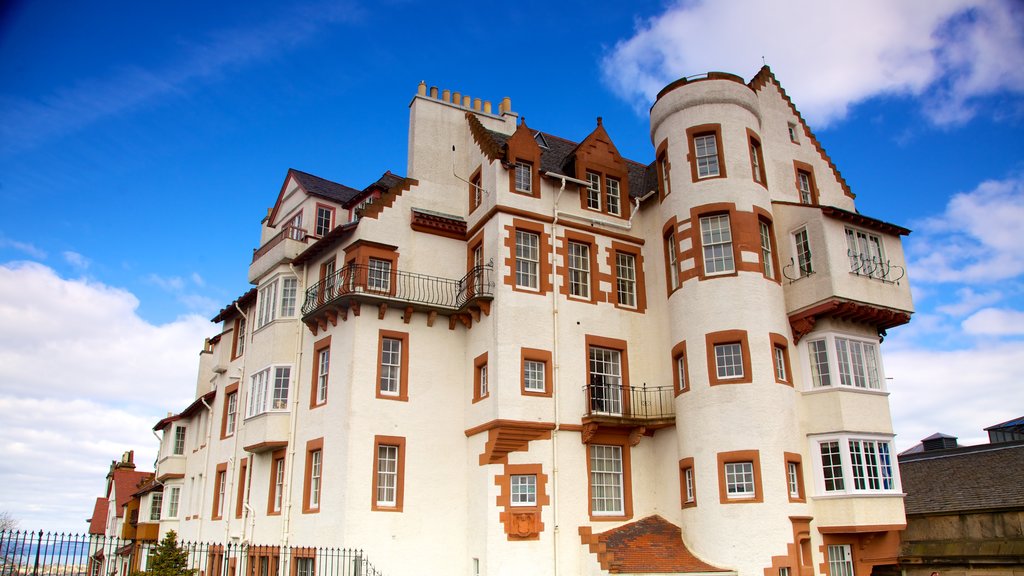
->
[290,169,363,204]
[482,128,656,199]
[899,441,1024,515]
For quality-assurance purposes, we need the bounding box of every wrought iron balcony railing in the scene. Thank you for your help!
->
[847,251,905,284]
[583,379,675,423]
[302,262,494,317]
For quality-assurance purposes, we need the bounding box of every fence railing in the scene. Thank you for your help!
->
[0,531,382,576]
[583,381,675,421]
[252,225,310,263]
[302,263,494,317]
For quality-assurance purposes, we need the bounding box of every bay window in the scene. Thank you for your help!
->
[805,334,882,390]
[813,435,898,495]
[247,365,292,417]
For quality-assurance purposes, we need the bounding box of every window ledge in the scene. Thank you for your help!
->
[811,492,905,500]
[802,386,889,397]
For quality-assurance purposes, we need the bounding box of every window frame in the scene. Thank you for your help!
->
[827,545,855,576]
[510,474,537,507]
[515,230,540,291]
[664,228,680,292]
[567,240,592,300]
[770,333,792,386]
[376,330,409,401]
[514,161,533,195]
[586,336,629,417]
[149,492,163,522]
[473,352,489,403]
[748,131,766,186]
[172,426,186,455]
[589,444,625,517]
[468,166,483,213]
[166,486,181,519]
[705,330,751,385]
[367,257,392,293]
[372,435,406,512]
[845,227,887,279]
[699,214,735,276]
[785,453,806,503]
[246,365,292,418]
[231,316,246,360]
[520,348,552,397]
[310,336,331,408]
[211,463,227,520]
[671,341,689,396]
[314,204,335,237]
[686,124,726,182]
[614,250,637,309]
[303,438,324,514]
[267,449,285,515]
[220,383,239,439]
[793,161,819,205]
[585,171,602,211]
[793,227,813,277]
[804,333,884,391]
[759,219,777,281]
[679,457,696,508]
[717,450,763,504]
[812,434,899,496]
[655,140,671,196]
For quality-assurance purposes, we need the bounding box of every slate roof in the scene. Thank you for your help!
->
[211,287,257,323]
[87,497,108,535]
[290,169,363,205]
[481,127,657,199]
[985,415,1024,432]
[153,391,216,431]
[899,440,1024,515]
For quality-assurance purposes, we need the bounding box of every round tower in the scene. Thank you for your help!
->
[651,73,807,572]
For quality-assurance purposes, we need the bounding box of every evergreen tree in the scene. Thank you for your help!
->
[137,531,196,576]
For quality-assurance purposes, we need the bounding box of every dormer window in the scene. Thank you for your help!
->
[315,205,334,237]
[586,172,601,210]
[606,178,621,216]
[515,162,533,194]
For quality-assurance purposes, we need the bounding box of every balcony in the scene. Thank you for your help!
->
[241,411,290,453]
[771,203,913,337]
[248,224,312,283]
[583,380,675,429]
[302,263,494,324]
[156,453,185,481]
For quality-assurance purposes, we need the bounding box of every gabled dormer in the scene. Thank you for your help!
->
[505,119,542,197]
[571,118,631,219]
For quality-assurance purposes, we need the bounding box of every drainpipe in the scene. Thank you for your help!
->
[546,173,572,576]
[232,302,249,543]
[280,263,308,550]
[198,395,214,541]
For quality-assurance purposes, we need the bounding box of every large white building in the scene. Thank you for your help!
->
[147,67,914,576]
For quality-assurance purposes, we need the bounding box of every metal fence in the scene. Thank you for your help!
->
[0,531,382,576]
[302,263,494,317]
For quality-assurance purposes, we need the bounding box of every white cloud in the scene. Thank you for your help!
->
[62,250,91,270]
[601,0,1024,127]
[936,287,1004,316]
[191,272,206,287]
[907,175,1024,283]
[0,237,47,259]
[147,272,186,292]
[0,262,212,531]
[962,307,1024,335]
[885,341,1024,451]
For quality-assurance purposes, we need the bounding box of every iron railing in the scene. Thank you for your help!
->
[847,251,905,284]
[0,531,383,576]
[583,380,675,421]
[302,263,493,317]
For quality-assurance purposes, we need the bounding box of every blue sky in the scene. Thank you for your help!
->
[1,0,1022,532]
